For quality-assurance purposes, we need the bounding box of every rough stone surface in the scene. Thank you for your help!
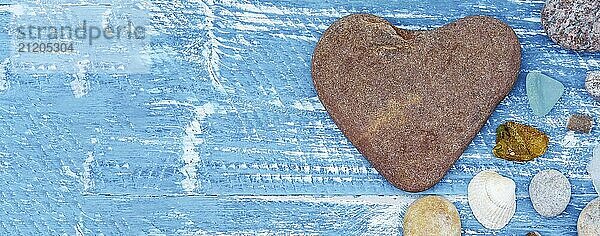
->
[578,198,600,236]
[541,0,600,51]
[585,71,600,101]
[529,169,571,217]
[403,196,461,236]
[567,114,593,133]
[311,14,521,192]
[493,121,549,162]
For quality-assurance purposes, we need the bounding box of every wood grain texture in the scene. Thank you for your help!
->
[0,0,599,235]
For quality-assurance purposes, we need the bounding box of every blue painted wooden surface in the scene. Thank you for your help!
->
[0,0,599,235]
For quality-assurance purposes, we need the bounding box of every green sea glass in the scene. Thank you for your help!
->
[526,72,564,116]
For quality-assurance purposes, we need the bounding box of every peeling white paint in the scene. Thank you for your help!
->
[238,195,415,205]
[220,0,344,18]
[269,98,284,107]
[381,12,437,19]
[561,132,579,148]
[82,152,95,193]
[271,33,317,42]
[507,0,545,4]
[513,28,546,36]
[62,166,79,178]
[101,8,112,29]
[198,0,226,93]
[231,22,269,31]
[365,204,404,235]
[0,59,9,92]
[149,100,194,107]
[180,102,215,193]
[520,17,540,23]
[292,100,315,111]
[292,97,325,111]
[0,4,26,16]
[70,60,91,98]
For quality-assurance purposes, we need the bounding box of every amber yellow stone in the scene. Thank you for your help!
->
[403,196,461,236]
[493,122,549,162]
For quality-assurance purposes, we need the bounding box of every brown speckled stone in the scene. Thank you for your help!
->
[567,114,593,133]
[541,0,600,51]
[312,14,521,192]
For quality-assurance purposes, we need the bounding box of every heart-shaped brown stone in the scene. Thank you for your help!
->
[312,14,521,192]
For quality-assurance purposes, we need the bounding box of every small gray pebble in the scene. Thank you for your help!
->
[529,169,571,217]
[586,71,600,101]
[578,198,600,236]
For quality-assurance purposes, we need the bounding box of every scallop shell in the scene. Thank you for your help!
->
[468,170,516,230]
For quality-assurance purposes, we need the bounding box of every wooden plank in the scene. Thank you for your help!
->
[71,194,593,235]
[0,0,598,234]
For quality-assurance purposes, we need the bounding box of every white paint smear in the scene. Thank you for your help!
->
[198,0,226,93]
[238,195,416,205]
[62,166,79,178]
[70,60,91,98]
[513,28,545,36]
[508,0,545,4]
[271,33,317,42]
[220,0,344,17]
[0,59,9,92]
[561,132,579,148]
[292,100,315,111]
[180,102,215,193]
[82,152,95,193]
[365,204,404,235]
[0,4,25,16]
[231,22,269,31]
[521,17,540,23]
[292,97,325,111]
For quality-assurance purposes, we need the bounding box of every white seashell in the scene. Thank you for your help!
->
[468,170,516,230]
